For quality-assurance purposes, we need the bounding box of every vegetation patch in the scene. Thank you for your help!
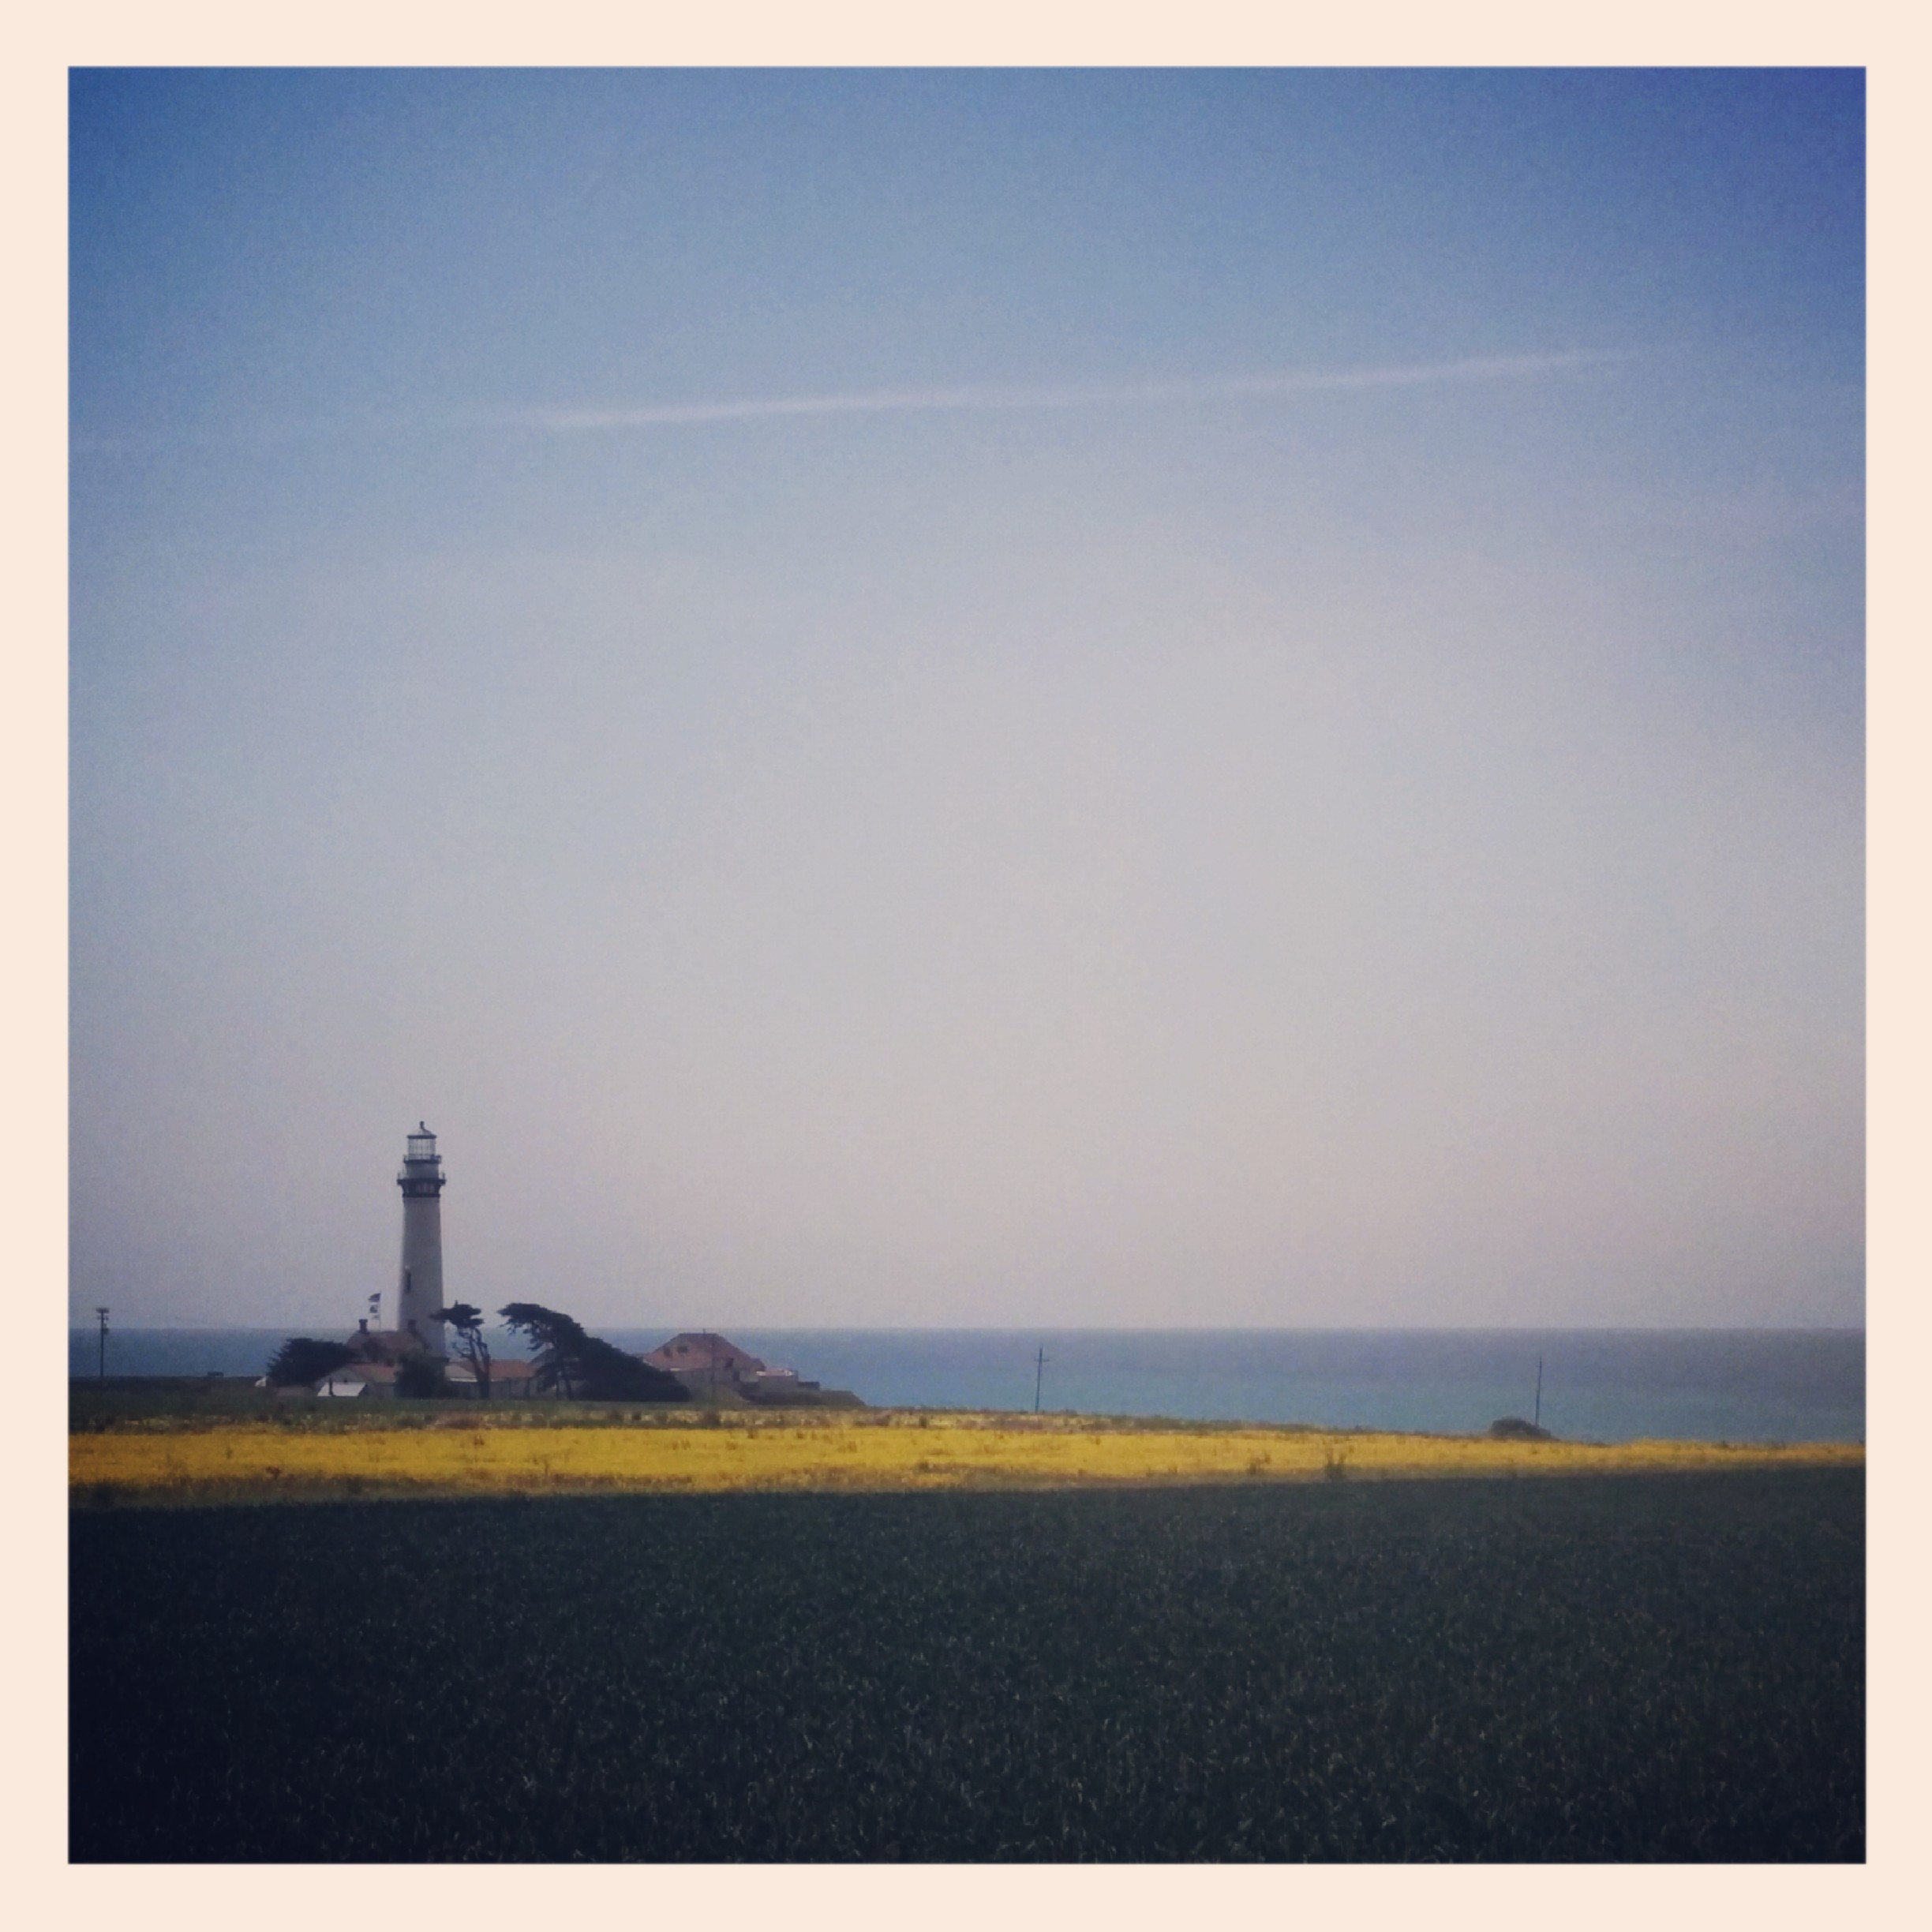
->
[69,1470,1863,1862]
[69,1407,1863,1504]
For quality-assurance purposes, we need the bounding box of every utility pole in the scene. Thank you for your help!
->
[1034,1346,1047,1414]
[1534,1355,1543,1430]
[95,1306,110,1380]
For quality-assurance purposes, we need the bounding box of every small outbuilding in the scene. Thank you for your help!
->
[445,1359,539,1398]
[316,1363,399,1399]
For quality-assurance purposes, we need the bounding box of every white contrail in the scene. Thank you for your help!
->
[491,352,1616,433]
[70,353,1618,455]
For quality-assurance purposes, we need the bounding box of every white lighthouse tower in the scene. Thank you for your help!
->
[394,1122,447,1356]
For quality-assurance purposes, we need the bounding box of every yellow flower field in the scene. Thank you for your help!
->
[69,1408,1863,1503]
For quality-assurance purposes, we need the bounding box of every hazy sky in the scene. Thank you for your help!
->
[69,68,1863,1331]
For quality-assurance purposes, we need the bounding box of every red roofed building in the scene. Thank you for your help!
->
[642,1332,826,1402]
[642,1331,771,1395]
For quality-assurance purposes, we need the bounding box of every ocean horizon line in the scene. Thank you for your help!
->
[70,1325,1863,1443]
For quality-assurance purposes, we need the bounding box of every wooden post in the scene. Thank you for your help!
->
[1034,1346,1047,1413]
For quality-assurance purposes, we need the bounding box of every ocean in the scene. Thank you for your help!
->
[69,1325,1864,1445]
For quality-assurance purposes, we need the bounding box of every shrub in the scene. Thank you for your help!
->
[1489,1416,1555,1441]
[264,1338,354,1388]
[395,1354,448,1399]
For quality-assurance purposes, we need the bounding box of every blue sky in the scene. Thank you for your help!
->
[69,69,1863,1329]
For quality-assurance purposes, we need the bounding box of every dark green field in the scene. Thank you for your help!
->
[69,1469,1862,1862]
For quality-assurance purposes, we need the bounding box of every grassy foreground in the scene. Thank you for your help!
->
[69,1406,1862,1503]
[70,1471,1863,1860]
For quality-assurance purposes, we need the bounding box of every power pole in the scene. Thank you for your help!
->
[1533,1355,1543,1430]
[1034,1346,1047,1414]
[95,1306,110,1380]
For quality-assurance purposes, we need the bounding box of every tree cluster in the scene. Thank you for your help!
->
[432,1302,492,1396]
[264,1337,354,1387]
[268,1306,685,1402]
[499,1303,687,1402]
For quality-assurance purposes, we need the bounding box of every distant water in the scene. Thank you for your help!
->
[71,1327,1863,1445]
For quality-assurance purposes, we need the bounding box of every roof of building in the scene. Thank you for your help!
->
[643,1331,767,1375]
[346,1327,438,1365]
